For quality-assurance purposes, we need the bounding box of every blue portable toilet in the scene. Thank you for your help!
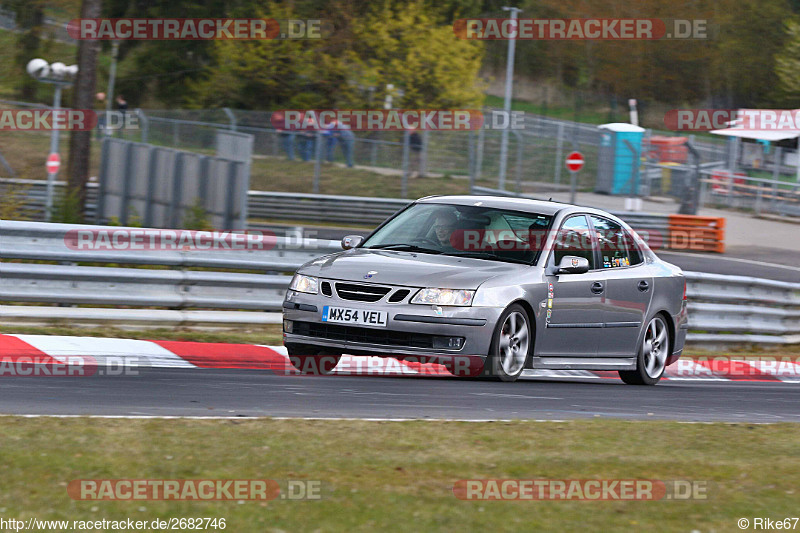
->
[596,123,646,195]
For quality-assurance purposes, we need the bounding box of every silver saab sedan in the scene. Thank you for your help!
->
[282,195,688,385]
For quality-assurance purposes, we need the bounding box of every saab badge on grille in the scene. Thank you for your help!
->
[364,270,378,279]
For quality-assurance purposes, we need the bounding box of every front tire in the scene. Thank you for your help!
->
[482,304,531,382]
[619,315,669,385]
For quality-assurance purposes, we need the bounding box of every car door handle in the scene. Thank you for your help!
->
[638,280,650,292]
[591,282,604,294]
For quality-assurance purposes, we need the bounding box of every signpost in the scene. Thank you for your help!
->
[565,151,584,203]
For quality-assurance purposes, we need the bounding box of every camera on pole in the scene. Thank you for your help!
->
[26,58,79,83]
[25,58,79,222]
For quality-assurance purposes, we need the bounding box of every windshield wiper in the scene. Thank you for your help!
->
[444,251,531,265]
[364,243,443,254]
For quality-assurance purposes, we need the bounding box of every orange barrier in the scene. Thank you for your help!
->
[668,215,726,254]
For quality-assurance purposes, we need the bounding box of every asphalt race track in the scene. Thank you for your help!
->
[1,368,799,422]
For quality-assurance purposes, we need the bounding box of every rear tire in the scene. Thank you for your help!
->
[619,315,669,386]
[286,344,341,375]
[482,304,531,382]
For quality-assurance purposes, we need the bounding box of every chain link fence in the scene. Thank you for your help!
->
[3,98,800,215]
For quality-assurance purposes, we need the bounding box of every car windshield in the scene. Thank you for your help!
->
[361,203,553,265]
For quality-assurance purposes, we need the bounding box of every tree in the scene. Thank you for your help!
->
[192,0,485,110]
[775,20,800,106]
[3,0,45,99]
[349,0,485,108]
[66,0,101,217]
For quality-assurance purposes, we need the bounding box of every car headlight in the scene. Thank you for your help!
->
[289,274,319,294]
[411,288,475,306]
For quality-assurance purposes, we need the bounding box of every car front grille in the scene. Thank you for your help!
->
[321,281,333,296]
[388,289,410,303]
[335,282,391,302]
[292,321,440,349]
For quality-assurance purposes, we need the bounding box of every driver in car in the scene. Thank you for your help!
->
[431,211,459,251]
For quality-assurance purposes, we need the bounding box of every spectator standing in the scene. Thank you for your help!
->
[272,111,295,160]
[337,123,355,168]
[300,113,318,162]
[115,95,128,137]
[409,128,423,178]
[95,92,106,140]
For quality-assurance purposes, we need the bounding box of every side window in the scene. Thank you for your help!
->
[590,216,642,268]
[553,215,596,269]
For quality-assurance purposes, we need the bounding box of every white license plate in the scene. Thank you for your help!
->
[322,306,388,327]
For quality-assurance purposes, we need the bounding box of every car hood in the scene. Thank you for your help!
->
[298,249,530,290]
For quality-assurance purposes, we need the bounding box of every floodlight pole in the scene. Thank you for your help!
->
[498,6,521,190]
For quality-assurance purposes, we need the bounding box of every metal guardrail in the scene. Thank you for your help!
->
[471,186,671,230]
[0,179,698,236]
[3,179,408,227]
[1,220,797,344]
[248,190,409,226]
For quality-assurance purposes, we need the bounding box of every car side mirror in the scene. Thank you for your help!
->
[341,235,363,250]
[557,255,590,274]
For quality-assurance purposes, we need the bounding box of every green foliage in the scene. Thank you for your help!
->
[0,181,32,220]
[51,187,83,224]
[775,19,800,106]
[350,0,485,108]
[182,198,213,230]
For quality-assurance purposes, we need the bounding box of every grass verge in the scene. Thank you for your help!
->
[0,417,798,532]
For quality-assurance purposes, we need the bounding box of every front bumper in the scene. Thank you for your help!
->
[281,289,504,358]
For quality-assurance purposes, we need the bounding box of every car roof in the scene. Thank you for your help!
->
[415,195,618,220]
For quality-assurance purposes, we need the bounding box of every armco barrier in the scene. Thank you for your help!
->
[1,180,724,253]
[668,215,725,254]
[0,220,796,345]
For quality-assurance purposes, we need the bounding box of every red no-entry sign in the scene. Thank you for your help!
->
[565,151,584,172]
[46,152,60,174]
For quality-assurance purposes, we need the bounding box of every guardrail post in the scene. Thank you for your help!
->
[514,130,523,193]
[120,141,135,226]
[144,146,159,226]
[468,130,476,192]
[223,107,237,131]
[136,108,149,143]
[755,181,763,215]
[401,130,410,198]
[169,151,184,228]
[554,122,564,184]
[475,126,484,183]
[96,138,111,224]
[771,180,778,212]
[313,130,322,194]
[420,130,429,178]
